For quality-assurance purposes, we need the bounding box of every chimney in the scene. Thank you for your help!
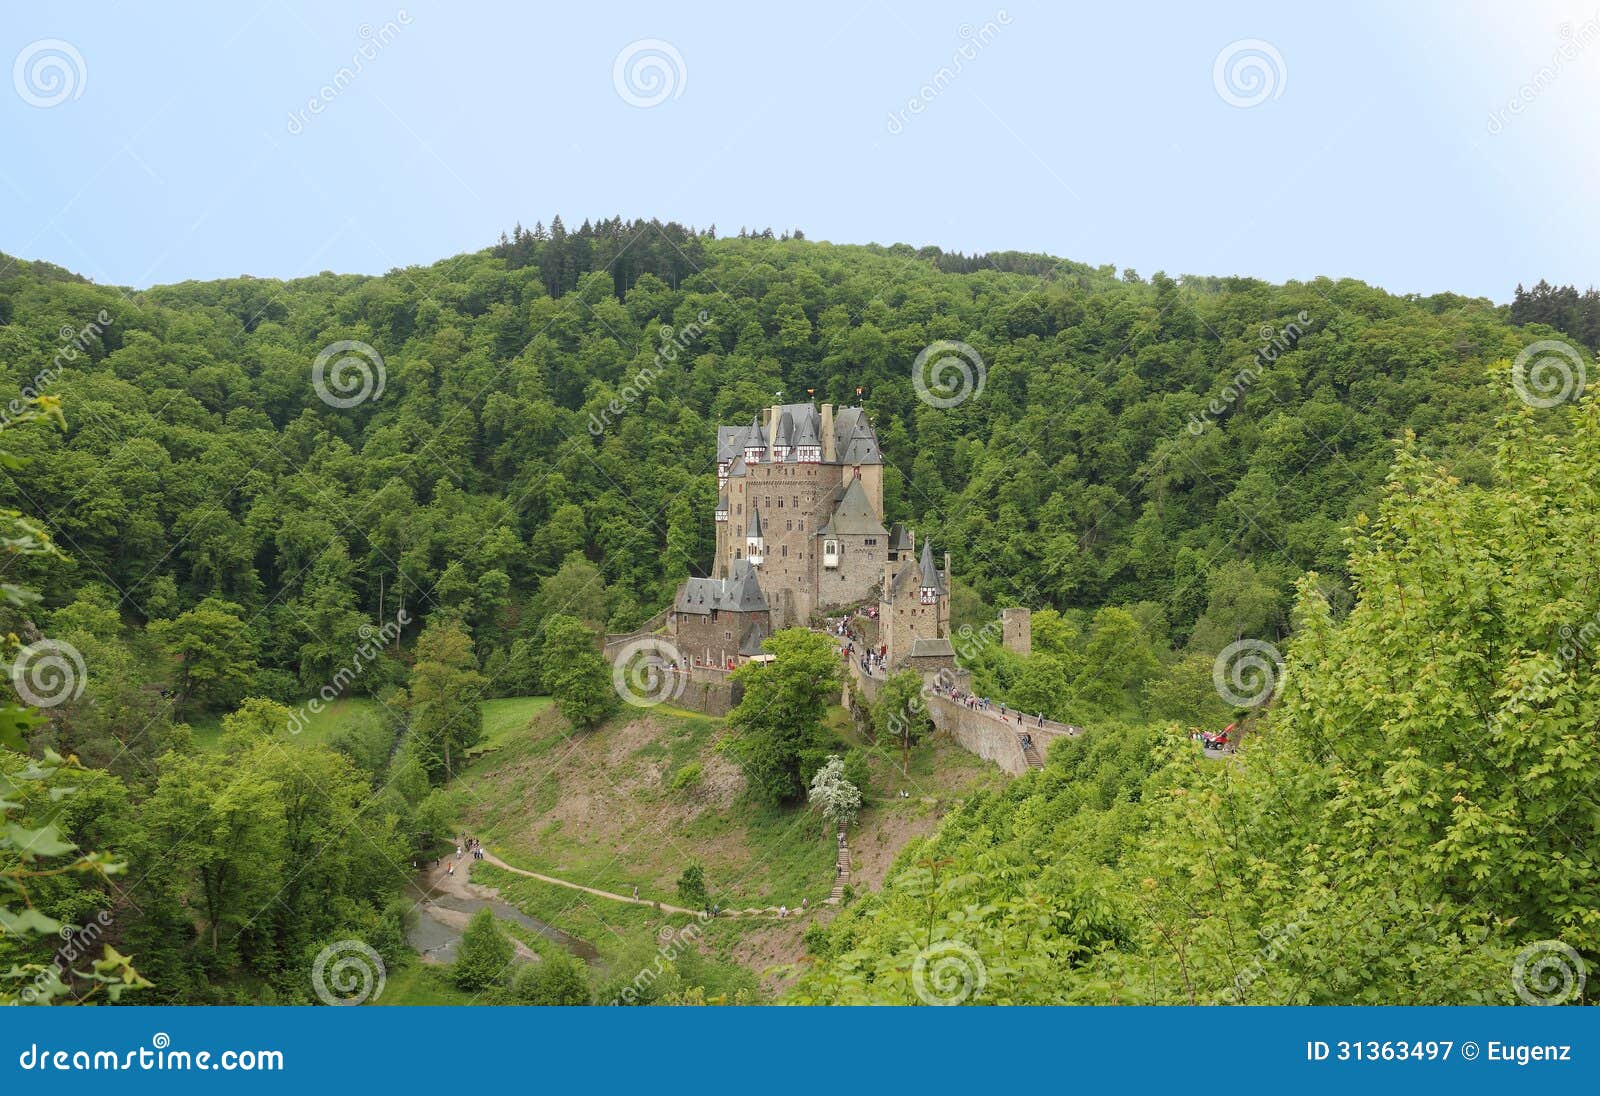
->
[767,404,781,454]
[820,403,835,463]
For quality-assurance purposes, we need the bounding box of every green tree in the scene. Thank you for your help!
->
[406,620,486,782]
[149,598,258,716]
[512,950,592,1005]
[676,863,709,911]
[727,629,841,803]
[454,907,514,992]
[540,614,617,730]
[142,749,285,951]
[873,669,932,773]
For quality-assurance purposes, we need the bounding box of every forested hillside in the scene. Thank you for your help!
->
[0,223,1588,1004]
[794,393,1600,1004]
[0,225,1549,691]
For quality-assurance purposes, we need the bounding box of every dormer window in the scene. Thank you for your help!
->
[823,539,841,568]
[797,445,821,463]
[919,585,938,605]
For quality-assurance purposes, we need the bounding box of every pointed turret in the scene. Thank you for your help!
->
[742,413,766,464]
[918,539,942,604]
[747,505,765,565]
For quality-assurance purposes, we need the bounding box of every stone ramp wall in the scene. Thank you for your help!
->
[923,693,1079,776]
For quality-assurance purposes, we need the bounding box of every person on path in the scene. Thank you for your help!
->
[632,885,639,900]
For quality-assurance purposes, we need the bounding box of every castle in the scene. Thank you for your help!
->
[666,401,953,671]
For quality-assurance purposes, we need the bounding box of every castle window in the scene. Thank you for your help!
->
[864,537,878,547]
[786,519,793,531]
[782,545,788,557]
[735,548,742,558]
[724,631,732,641]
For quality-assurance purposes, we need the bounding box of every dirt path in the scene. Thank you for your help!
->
[477,849,820,920]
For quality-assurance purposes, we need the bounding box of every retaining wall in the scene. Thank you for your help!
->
[923,693,1079,776]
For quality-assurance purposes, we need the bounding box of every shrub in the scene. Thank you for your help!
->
[668,762,703,792]
[512,950,592,1005]
[453,908,514,991]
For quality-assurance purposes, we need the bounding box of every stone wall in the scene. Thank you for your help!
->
[670,666,741,717]
[923,692,1078,776]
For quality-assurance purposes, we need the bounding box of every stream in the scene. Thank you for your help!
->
[404,874,600,964]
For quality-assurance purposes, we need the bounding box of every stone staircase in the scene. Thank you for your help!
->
[1017,733,1045,770]
[826,829,851,904]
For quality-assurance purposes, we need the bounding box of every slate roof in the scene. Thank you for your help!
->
[907,637,955,658]
[919,539,944,592]
[738,617,771,656]
[715,402,882,467]
[885,531,945,599]
[832,406,882,465]
[674,559,769,615]
[815,477,887,537]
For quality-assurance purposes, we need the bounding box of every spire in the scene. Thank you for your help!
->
[919,538,942,594]
[749,505,763,538]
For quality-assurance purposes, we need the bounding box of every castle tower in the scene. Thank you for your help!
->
[880,532,949,670]
[1001,607,1032,657]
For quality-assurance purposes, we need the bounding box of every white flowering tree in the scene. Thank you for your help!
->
[807,754,862,835]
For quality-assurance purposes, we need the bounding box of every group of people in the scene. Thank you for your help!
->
[457,836,485,862]
[1189,723,1236,752]
[930,681,1048,728]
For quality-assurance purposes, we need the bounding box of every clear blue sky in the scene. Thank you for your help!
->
[3,1,1596,300]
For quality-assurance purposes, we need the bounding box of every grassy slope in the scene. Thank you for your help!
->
[188,697,384,751]
[189,695,551,754]
[444,699,1008,994]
